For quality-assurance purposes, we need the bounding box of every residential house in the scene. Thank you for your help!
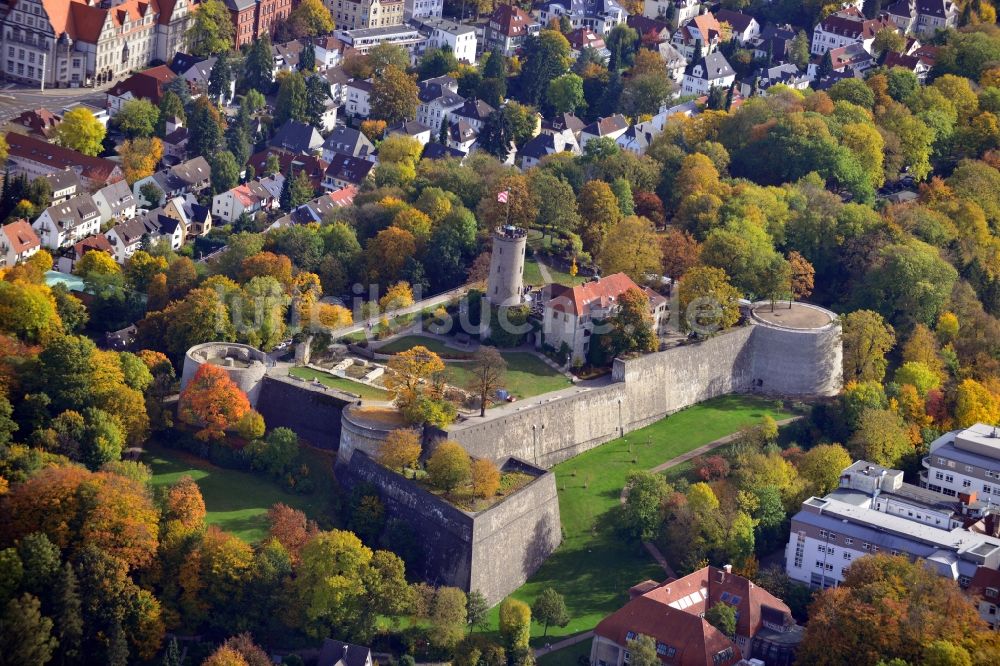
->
[106,65,178,113]
[672,12,722,59]
[644,0,700,28]
[32,194,101,250]
[315,36,349,70]
[969,566,1000,631]
[322,126,376,162]
[345,78,373,117]
[535,0,626,36]
[0,218,41,268]
[5,133,123,190]
[751,23,798,62]
[714,9,760,45]
[807,42,874,78]
[269,187,359,229]
[543,273,666,362]
[162,124,189,160]
[12,108,60,138]
[163,193,213,236]
[148,212,185,251]
[681,51,735,96]
[174,55,235,104]
[565,27,609,60]
[132,156,211,206]
[518,129,579,170]
[317,639,373,666]
[884,44,938,82]
[883,0,958,35]
[579,114,628,150]
[421,142,467,160]
[451,97,495,132]
[414,17,477,64]
[616,124,655,155]
[658,41,687,82]
[225,0,293,48]
[105,215,150,263]
[249,150,329,190]
[628,15,672,48]
[787,459,1000,590]
[386,119,433,145]
[810,7,895,56]
[404,0,442,20]
[211,174,285,223]
[483,4,540,57]
[323,153,375,191]
[272,39,305,73]
[269,120,325,156]
[592,566,802,666]
[55,235,113,273]
[324,66,352,106]
[446,119,477,153]
[328,0,405,31]
[540,111,585,137]
[43,170,83,204]
[416,75,464,131]
[744,62,811,96]
[92,180,137,225]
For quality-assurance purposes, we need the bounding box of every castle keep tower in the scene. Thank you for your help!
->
[487,225,527,307]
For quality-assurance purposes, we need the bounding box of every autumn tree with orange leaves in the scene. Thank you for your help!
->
[178,364,251,441]
[266,503,319,564]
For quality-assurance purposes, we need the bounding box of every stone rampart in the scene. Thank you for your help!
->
[338,451,561,605]
[256,375,354,449]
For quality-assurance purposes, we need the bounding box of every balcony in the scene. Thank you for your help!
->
[922,456,931,469]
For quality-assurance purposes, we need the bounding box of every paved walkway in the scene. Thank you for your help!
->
[618,416,803,580]
[534,630,595,658]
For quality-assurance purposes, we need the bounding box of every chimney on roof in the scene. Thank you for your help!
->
[723,564,732,574]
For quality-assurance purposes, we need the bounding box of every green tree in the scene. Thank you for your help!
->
[288,0,334,38]
[841,310,895,383]
[620,470,670,541]
[113,99,159,139]
[789,30,810,69]
[705,602,737,637]
[54,562,83,666]
[289,170,315,208]
[498,597,531,650]
[208,49,234,103]
[677,266,741,333]
[186,0,235,56]
[0,593,57,666]
[546,73,584,114]
[466,590,489,633]
[520,30,571,104]
[599,215,660,282]
[275,71,308,125]
[157,90,186,136]
[606,24,639,71]
[799,444,853,495]
[187,96,225,158]
[370,66,418,124]
[531,588,569,636]
[602,287,657,358]
[479,108,514,158]
[54,107,105,156]
[427,441,471,492]
[243,37,274,93]
[429,587,467,649]
[621,69,674,117]
[210,151,240,194]
[850,408,912,467]
[625,634,659,666]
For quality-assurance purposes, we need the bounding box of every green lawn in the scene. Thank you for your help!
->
[288,366,390,400]
[376,335,474,359]
[538,639,593,666]
[486,395,793,645]
[444,352,572,400]
[523,258,589,288]
[143,441,336,542]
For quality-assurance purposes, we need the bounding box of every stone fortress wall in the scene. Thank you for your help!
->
[442,303,841,468]
[180,342,269,407]
[338,451,561,605]
[256,375,355,450]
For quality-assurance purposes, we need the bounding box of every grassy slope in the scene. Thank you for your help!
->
[377,336,474,358]
[144,442,336,542]
[445,352,572,400]
[485,395,792,645]
[523,258,589,288]
[288,366,390,400]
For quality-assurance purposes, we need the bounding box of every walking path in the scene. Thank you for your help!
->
[618,416,803,579]
[535,630,595,658]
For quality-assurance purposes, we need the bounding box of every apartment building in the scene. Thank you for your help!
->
[810,6,895,56]
[328,0,403,31]
[921,424,1000,501]
[786,460,1000,590]
[535,0,625,36]
[483,4,539,57]
[413,16,476,64]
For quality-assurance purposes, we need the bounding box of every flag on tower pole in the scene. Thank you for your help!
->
[497,189,509,204]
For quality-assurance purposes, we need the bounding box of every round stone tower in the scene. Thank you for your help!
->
[487,225,527,307]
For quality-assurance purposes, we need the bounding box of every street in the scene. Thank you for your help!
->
[0,83,107,124]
